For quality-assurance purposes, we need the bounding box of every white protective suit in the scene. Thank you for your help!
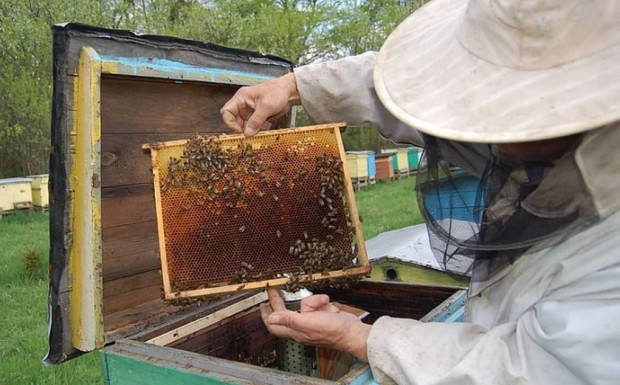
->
[294,52,620,385]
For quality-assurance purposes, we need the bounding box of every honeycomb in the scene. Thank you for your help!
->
[146,124,369,299]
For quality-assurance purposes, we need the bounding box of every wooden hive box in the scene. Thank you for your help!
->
[396,148,410,173]
[374,153,394,181]
[0,177,33,213]
[47,24,465,384]
[29,174,49,208]
[345,152,368,179]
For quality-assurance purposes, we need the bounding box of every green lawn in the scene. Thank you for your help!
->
[0,212,101,385]
[355,176,424,239]
[0,176,421,384]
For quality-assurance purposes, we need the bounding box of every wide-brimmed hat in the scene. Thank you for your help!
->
[374,0,620,143]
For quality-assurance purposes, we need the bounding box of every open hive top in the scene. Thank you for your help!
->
[144,123,369,300]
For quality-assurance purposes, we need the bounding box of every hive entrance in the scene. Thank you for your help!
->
[144,123,369,300]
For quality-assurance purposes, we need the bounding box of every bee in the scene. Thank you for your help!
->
[241,262,254,270]
[273,194,279,202]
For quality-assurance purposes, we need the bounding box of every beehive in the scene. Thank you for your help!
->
[364,151,376,179]
[396,149,409,173]
[407,147,420,171]
[0,177,33,212]
[145,123,370,300]
[29,174,49,207]
[375,154,394,181]
[345,152,369,179]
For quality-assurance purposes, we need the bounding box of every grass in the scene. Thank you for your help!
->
[0,211,101,385]
[0,176,421,384]
[355,176,424,239]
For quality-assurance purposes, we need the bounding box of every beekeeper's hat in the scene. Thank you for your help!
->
[374,0,620,143]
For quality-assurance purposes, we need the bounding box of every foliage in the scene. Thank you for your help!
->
[0,0,108,178]
[0,0,423,178]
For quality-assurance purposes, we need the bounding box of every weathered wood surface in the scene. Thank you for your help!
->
[320,280,459,322]
[104,339,338,385]
[169,306,277,364]
[102,77,234,134]
[48,23,294,363]
[101,184,156,227]
[100,76,235,322]
[147,292,268,346]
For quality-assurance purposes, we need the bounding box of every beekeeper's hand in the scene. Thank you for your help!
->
[220,73,300,136]
[260,288,370,362]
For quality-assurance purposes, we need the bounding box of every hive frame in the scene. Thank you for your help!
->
[143,123,370,300]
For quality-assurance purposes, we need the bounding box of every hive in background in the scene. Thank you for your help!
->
[144,123,370,300]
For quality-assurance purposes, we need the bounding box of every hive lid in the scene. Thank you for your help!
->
[144,124,370,301]
[46,23,293,364]
[0,177,34,185]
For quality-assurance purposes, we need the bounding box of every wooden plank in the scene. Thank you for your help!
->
[105,339,337,385]
[101,184,156,228]
[131,293,258,342]
[102,350,232,385]
[102,133,197,187]
[186,309,278,367]
[101,182,156,229]
[104,293,253,341]
[101,76,236,134]
[102,220,159,281]
[147,292,268,346]
[104,299,174,337]
[335,126,369,268]
[165,267,371,300]
[190,310,276,359]
[103,270,162,314]
[69,47,104,351]
[319,280,459,321]
[104,283,162,316]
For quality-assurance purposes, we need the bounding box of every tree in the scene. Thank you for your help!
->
[0,0,421,177]
[0,0,107,177]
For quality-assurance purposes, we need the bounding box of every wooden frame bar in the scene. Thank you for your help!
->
[146,292,268,346]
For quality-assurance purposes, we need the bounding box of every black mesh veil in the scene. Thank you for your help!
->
[416,135,597,282]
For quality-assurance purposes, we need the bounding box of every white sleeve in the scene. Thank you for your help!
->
[294,52,424,146]
[367,258,620,385]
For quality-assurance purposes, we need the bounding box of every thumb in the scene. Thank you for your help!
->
[267,311,291,326]
[244,109,271,136]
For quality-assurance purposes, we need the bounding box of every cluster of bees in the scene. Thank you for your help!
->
[282,154,358,292]
[161,135,264,207]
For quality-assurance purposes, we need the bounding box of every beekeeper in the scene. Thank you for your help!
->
[220,0,620,383]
